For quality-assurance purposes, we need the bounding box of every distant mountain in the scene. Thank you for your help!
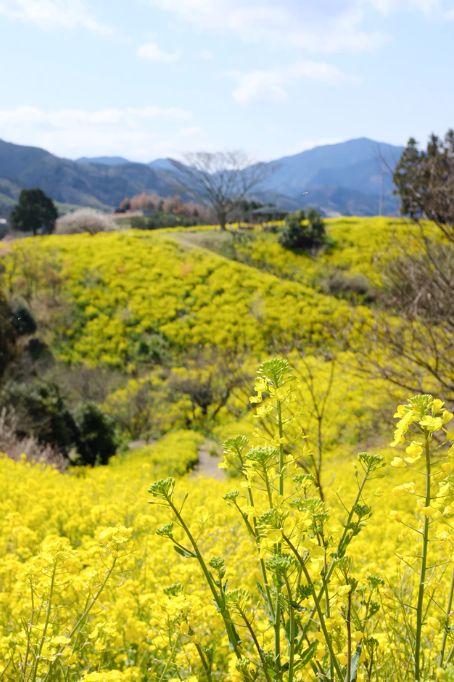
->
[77,156,177,171]
[257,137,404,216]
[148,158,179,173]
[0,139,181,215]
[76,156,131,166]
[0,136,404,218]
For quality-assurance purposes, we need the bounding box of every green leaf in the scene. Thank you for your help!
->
[173,545,195,558]
[350,643,362,681]
[294,641,317,670]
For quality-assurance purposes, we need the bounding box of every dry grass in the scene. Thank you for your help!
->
[0,409,67,470]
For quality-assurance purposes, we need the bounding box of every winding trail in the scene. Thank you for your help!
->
[191,441,225,480]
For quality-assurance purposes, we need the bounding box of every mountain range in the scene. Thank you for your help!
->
[0,137,404,218]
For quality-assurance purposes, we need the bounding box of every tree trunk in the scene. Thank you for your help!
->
[218,211,227,231]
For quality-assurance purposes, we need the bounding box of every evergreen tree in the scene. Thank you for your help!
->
[10,188,58,236]
[393,130,454,240]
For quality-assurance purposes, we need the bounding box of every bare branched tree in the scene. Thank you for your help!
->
[363,238,454,403]
[168,346,252,426]
[171,150,268,231]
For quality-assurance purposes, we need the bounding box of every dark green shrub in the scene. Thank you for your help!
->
[0,292,17,380]
[74,402,117,466]
[10,301,37,336]
[279,209,327,252]
[0,384,118,466]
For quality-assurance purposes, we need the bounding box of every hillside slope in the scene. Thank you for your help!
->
[2,228,372,367]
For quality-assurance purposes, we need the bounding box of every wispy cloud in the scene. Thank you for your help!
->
[0,0,112,33]
[0,106,194,160]
[369,0,443,14]
[137,40,181,62]
[228,61,354,105]
[146,0,453,51]
[146,0,385,53]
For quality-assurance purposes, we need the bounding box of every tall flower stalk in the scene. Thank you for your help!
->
[390,394,453,681]
[150,358,386,681]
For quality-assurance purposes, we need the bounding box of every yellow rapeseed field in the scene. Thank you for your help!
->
[0,369,452,680]
[0,220,452,680]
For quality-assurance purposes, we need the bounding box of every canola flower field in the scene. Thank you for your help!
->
[1,227,369,367]
[0,370,452,681]
[0,218,452,680]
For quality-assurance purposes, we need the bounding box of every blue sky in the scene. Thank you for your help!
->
[0,0,453,161]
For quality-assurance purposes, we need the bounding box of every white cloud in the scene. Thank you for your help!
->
[146,0,385,52]
[230,70,287,105]
[229,61,352,105]
[146,0,453,51]
[369,0,442,14]
[0,0,112,33]
[137,40,181,62]
[0,106,194,160]
[178,125,202,137]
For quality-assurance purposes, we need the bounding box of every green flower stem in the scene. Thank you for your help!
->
[239,608,273,682]
[277,399,285,496]
[275,398,285,670]
[316,415,325,502]
[285,466,372,678]
[22,580,35,679]
[195,642,213,682]
[69,556,117,639]
[345,588,352,682]
[335,466,370,561]
[283,573,296,682]
[45,556,118,682]
[245,487,275,621]
[31,559,57,682]
[158,632,181,682]
[167,497,244,664]
[415,431,431,681]
[263,467,274,509]
[274,576,282,673]
[439,567,454,668]
[283,534,343,681]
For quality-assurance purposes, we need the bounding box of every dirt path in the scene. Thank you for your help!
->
[191,441,225,480]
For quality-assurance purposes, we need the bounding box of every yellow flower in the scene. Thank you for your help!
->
[419,416,443,432]
[394,482,416,495]
[421,506,441,519]
[432,399,444,413]
[337,585,352,596]
[404,441,423,464]
[391,457,406,468]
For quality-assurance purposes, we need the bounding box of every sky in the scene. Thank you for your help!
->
[0,0,453,162]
